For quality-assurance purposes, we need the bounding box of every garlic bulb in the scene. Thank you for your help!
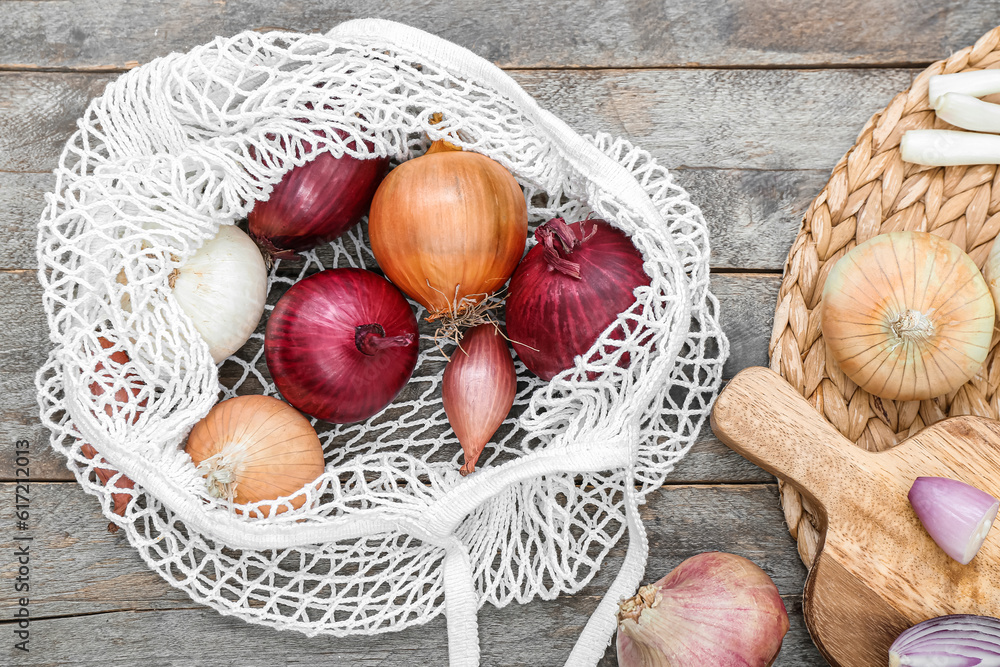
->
[616,552,789,667]
[172,224,268,363]
[822,231,993,401]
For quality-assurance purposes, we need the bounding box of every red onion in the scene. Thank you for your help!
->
[248,130,389,259]
[264,269,419,424]
[505,217,650,381]
[908,476,999,564]
[84,336,144,532]
[442,324,517,475]
[889,614,1000,666]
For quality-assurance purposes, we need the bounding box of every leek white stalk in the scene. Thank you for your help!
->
[935,92,1000,133]
[901,129,1000,166]
[172,224,268,363]
[929,70,1000,109]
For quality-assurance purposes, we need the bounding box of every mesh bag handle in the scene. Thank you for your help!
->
[38,19,727,665]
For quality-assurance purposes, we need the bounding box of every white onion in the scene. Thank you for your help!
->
[172,224,268,363]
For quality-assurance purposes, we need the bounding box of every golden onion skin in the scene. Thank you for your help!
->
[368,146,528,318]
[822,231,994,401]
[185,395,324,516]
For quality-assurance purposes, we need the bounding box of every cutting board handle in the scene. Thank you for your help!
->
[711,367,867,514]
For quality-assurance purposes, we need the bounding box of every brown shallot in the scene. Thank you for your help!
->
[442,324,517,475]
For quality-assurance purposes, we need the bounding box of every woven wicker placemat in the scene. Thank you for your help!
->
[770,26,1000,567]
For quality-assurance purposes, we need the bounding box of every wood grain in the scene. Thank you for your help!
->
[0,173,53,269]
[0,0,996,70]
[0,69,914,174]
[0,72,113,173]
[0,168,815,272]
[713,366,1000,667]
[0,67,905,273]
[0,482,822,666]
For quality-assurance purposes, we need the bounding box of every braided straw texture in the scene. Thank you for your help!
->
[771,26,1000,567]
[35,20,727,666]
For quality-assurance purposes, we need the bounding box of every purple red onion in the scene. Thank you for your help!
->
[908,476,999,565]
[889,614,1000,666]
[264,269,419,424]
[505,217,650,381]
[248,129,389,259]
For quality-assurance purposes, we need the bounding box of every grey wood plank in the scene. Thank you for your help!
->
[0,172,53,269]
[0,271,50,481]
[0,72,114,173]
[0,0,995,70]
[716,272,780,378]
[519,68,912,172]
[0,597,822,666]
[0,168,815,272]
[0,271,779,482]
[677,167,817,272]
[0,66,898,272]
[0,483,821,665]
[0,68,912,173]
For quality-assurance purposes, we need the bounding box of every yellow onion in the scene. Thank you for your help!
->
[185,395,324,516]
[368,140,528,318]
[822,231,994,401]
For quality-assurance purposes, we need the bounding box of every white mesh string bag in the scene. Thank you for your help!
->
[35,19,728,666]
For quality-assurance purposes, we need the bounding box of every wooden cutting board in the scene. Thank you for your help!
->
[711,366,1000,667]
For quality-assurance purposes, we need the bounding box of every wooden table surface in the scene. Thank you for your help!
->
[3,3,999,666]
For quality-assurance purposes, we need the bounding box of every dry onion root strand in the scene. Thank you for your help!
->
[430,287,508,359]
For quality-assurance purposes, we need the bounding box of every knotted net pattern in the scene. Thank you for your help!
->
[35,20,727,665]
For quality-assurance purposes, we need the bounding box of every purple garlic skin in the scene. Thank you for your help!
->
[616,551,789,667]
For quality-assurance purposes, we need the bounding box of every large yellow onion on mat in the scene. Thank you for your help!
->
[185,395,325,515]
[368,140,528,318]
[822,231,994,401]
